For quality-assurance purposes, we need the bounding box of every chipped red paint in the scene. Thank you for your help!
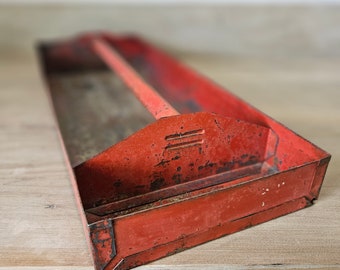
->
[92,38,179,119]
[39,32,331,270]
[76,112,275,210]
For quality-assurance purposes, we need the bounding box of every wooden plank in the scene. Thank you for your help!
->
[1,5,340,58]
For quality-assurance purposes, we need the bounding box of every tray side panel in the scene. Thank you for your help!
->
[90,162,320,269]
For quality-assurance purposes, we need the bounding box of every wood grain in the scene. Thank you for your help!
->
[1,5,340,58]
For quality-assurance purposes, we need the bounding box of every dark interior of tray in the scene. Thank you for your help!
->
[46,69,154,167]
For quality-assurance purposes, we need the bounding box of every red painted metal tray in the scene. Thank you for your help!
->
[38,33,331,270]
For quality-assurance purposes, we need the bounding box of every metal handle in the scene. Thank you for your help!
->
[92,38,179,120]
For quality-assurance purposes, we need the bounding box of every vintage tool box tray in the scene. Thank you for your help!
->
[38,33,331,270]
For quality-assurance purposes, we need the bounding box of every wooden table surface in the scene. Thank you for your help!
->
[1,48,339,269]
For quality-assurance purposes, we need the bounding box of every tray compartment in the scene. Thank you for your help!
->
[38,33,331,270]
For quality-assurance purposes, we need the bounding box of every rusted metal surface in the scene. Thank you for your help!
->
[47,71,154,166]
[38,32,331,270]
[92,38,179,119]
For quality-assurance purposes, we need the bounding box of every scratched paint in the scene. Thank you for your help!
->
[39,33,331,270]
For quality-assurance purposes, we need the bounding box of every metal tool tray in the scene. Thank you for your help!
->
[38,33,331,270]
